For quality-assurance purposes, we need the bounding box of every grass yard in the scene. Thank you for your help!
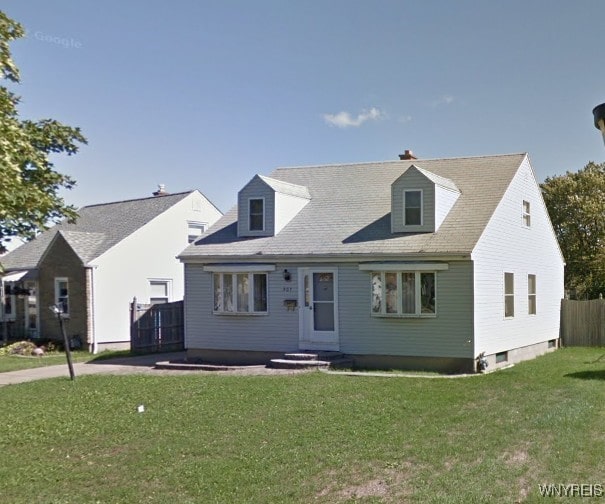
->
[0,351,92,373]
[1,347,604,503]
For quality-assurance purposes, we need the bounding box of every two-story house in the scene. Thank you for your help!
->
[178,153,564,372]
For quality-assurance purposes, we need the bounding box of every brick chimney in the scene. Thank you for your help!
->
[152,184,168,196]
[398,149,417,160]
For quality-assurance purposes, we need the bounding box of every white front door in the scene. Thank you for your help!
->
[299,268,339,351]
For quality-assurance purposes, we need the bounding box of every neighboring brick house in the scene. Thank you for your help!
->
[0,188,222,352]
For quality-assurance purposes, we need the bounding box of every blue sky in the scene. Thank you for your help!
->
[3,0,605,214]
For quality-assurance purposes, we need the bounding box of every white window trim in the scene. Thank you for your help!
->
[403,189,423,226]
[522,200,531,228]
[148,279,172,304]
[212,272,269,315]
[359,263,448,271]
[504,272,514,319]
[369,270,437,318]
[528,273,537,315]
[187,221,207,243]
[248,197,265,232]
[203,264,276,273]
[54,277,70,317]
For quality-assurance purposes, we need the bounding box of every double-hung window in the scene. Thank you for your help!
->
[522,200,531,227]
[187,222,206,243]
[404,190,422,226]
[213,272,268,314]
[528,274,536,315]
[249,198,264,231]
[504,272,514,318]
[370,270,437,316]
[54,277,69,316]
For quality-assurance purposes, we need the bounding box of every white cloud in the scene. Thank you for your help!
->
[431,95,455,107]
[323,107,384,128]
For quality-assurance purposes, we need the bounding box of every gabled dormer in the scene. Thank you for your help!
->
[391,165,460,233]
[237,175,311,237]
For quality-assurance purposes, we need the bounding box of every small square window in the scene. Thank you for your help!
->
[496,351,508,363]
[150,280,170,304]
[187,222,206,243]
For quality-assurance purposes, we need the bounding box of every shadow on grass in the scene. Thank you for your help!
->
[564,369,605,381]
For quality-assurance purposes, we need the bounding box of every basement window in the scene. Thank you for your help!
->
[495,351,508,363]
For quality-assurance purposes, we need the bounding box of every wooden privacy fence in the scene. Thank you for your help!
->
[560,298,605,347]
[130,298,184,353]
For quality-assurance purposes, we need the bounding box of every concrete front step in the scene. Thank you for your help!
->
[269,351,351,370]
[268,358,331,369]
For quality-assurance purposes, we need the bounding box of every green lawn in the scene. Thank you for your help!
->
[1,348,604,503]
[0,351,92,373]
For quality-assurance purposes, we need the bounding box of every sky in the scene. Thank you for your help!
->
[3,0,605,218]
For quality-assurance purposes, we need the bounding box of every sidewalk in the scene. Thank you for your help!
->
[0,352,187,387]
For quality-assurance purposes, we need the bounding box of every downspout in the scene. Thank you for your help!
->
[85,266,97,354]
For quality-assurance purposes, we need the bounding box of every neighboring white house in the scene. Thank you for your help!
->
[0,188,222,352]
[178,152,565,373]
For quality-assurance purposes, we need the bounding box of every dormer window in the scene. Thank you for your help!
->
[404,190,423,226]
[249,198,264,231]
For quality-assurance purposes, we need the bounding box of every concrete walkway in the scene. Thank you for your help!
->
[0,352,187,387]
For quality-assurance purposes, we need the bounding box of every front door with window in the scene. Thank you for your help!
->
[299,268,339,351]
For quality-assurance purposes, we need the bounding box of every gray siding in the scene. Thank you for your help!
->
[391,169,436,233]
[185,263,299,352]
[237,177,275,237]
[338,262,474,358]
[185,260,475,359]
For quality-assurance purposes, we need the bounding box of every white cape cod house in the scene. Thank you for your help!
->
[179,153,564,372]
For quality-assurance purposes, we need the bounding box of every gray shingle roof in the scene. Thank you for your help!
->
[179,153,527,260]
[257,175,311,199]
[1,191,196,270]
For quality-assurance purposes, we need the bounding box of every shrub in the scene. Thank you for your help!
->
[0,340,38,356]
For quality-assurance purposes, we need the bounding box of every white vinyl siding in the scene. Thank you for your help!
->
[472,157,564,356]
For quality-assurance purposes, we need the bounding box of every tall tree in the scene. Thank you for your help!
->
[0,10,86,257]
[541,161,605,299]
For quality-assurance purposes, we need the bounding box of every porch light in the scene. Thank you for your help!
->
[283,269,291,281]
[593,103,605,145]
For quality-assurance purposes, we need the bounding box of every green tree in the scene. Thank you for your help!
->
[0,11,86,257]
[541,161,605,299]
